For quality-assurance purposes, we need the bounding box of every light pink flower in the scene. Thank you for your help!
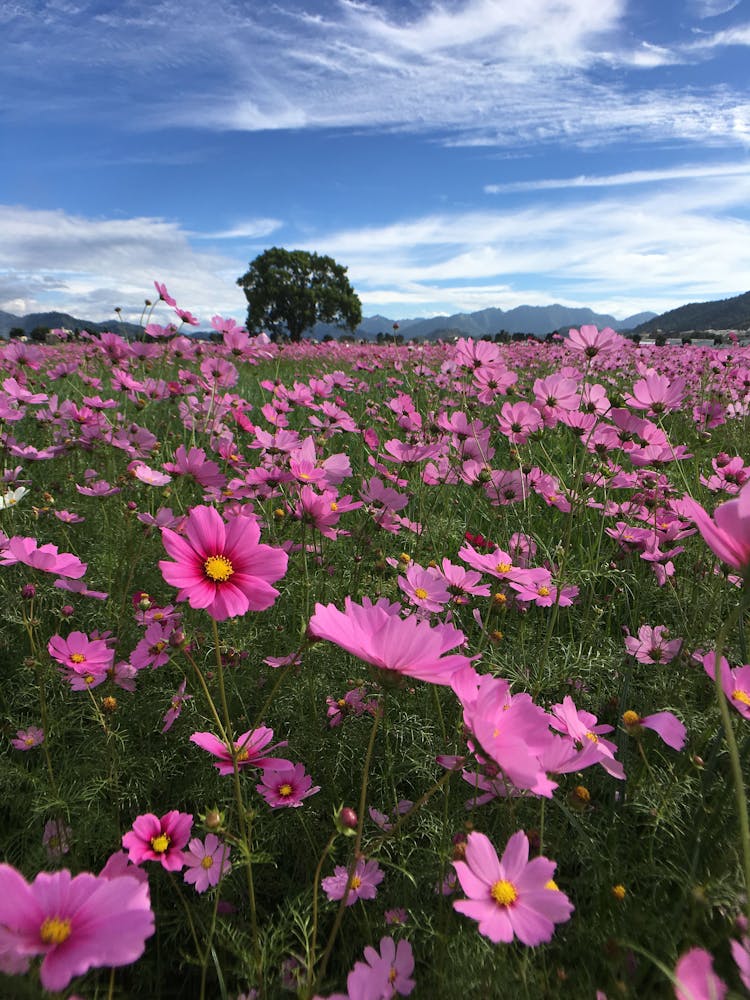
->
[11,726,44,750]
[48,631,114,673]
[453,830,573,945]
[159,504,288,620]
[674,947,727,1000]
[309,597,475,686]
[624,624,682,665]
[697,650,750,720]
[122,810,193,871]
[566,324,623,358]
[182,835,231,893]
[0,863,154,992]
[321,858,384,906]
[42,820,71,860]
[346,936,415,999]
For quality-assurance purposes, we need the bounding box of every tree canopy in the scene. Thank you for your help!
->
[236,248,362,342]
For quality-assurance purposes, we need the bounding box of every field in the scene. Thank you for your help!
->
[1,313,749,999]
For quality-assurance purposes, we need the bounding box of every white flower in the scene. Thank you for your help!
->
[0,487,28,510]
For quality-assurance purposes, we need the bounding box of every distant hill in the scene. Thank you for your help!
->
[313,304,656,341]
[631,290,750,336]
[0,309,142,340]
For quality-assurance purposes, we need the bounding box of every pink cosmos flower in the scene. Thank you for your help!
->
[566,324,623,358]
[0,863,154,992]
[0,536,86,578]
[674,948,727,1000]
[163,445,225,489]
[624,624,682,665]
[321,858,384,907]
[190,727,291,775]
[452,830,573,945]
[48,631,115,673]
[398,562,450,612]
[154,280,177,306]
[346,937,415,999]
[697,650,750,720]
[159,504,288,620]
[676,481,750,576]
[182,835,231,893]
[121,810,193,871]
[626,373,686,416]
[42,820,71,860]
[161,679,191,733]
[622,710,686,750]
[11,725,44,750]
[256,764,321,808]
[496,401,544,445]
[309,597,476,686]
[549,696,625,779]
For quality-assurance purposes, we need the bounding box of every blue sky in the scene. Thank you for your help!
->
[1,0,749,325]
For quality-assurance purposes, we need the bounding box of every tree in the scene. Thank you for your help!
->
[236,248,362,343]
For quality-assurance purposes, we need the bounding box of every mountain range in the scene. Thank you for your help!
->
[3,289,749,343]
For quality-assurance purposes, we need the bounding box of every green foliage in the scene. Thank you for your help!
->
[236,247,362,342]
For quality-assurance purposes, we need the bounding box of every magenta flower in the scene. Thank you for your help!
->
[452,830,573,945]
[676,480,750,575]
[622,710,686,750]
[398,562,450,612]
[48,630,114,673]
[161,679,192,733]
[321,858,384,906]
[190,727,291,775]
[549,696,625,779]
[309,597,475,686]
[697,650,750,720]
[674,948,727,1000]
[182,835,231,893]
[346,936,415,999]
[122,810,193,871]
[159,504,288,620]
[11,725,44,750]
[256,764,320,808]
[0,863,154,992]
[0,536,86,578]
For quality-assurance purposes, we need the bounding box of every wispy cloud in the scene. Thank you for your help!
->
[1,1,748,151]
[193,219,283,240]
[484,161,750,193]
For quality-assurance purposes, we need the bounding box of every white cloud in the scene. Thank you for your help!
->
[484,161,750,193]
[0,206,249,323]
[193,218,283,240]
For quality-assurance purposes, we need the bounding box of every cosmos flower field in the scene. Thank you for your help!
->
[1,293,750,999]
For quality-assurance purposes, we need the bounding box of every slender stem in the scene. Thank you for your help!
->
[307,830,338,995]
[710,597,750,928]
[315,700,383,988]
[210,618,260,976]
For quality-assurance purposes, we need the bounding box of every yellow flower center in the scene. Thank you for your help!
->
[622,710,641,726]
[351,876,362,889]
[612,884,627,900]
[153,641,166,652]
[70,652,86,664]
[151,833,170,853]
[279,783,293,797]
[40,916,72,945]
[83,673,96,685]
[204,554,234,583]
[490,879,518,906]
[545,879,559,891]
[414,587,429,600]
[585,731,599,743]
[733,689,750,706]
[330,502,338,511]
[537,586,551,597]
[200,855,214,870]
[236,748,250,762]
[496,562,512,574]
[24,736,35,746]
